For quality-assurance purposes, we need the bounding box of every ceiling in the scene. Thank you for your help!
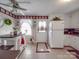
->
[0,0,79,15]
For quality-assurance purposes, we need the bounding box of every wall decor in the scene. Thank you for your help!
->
[4,18,12,26]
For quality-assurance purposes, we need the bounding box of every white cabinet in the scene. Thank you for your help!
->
[64,35,72,46]
[49,21,64,48]
[64,34,79,50]
[65,35,79,50]
[70,36,79,50]
[75,36,79,50]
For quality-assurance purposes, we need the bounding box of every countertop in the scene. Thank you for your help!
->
[64,28,79,37]
[0,34,20,38]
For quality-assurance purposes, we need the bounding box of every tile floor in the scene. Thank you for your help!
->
[65,46,79,59]
[36,43,49,53]
[18,43,77,59]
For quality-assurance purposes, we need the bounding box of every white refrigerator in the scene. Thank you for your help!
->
[49,21,64,48]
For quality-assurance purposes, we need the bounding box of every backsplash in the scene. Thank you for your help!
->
[64,28,79,36]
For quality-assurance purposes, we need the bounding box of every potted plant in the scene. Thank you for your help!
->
[52,16,61,21]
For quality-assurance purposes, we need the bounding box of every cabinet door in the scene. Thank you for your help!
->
[76,37,79,50]
[64,35,72,46]
[73,36,79,50]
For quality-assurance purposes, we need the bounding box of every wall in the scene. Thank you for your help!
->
[69,10,79,28]
[67,10,79,50]
[0,12,16,45]
[0,12,15,35]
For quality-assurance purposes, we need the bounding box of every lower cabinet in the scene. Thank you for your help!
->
[71,36,79,50]
[64,35,71,46]
[65,35,79,50]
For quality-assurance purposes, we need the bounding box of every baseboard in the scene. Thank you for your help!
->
[51,48,63,49]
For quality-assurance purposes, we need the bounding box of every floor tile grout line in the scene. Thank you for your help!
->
[16,47,25,59]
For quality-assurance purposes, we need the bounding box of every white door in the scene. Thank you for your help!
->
[36,20,47,42]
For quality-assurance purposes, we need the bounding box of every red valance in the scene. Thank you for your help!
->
[0,7,48,19]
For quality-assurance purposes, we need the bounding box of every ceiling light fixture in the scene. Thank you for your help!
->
[64,0,71,2]
[60,0,72,3]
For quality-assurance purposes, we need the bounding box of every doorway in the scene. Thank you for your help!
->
[20,19,32,43]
